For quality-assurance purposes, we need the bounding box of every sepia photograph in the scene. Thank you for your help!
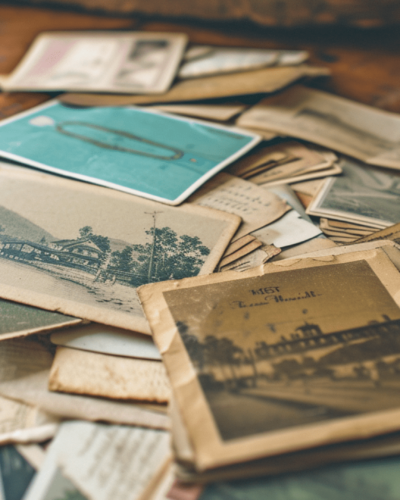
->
[3,32,188,94]
[139,250,400,469]
[0,167,239,333]
[307,158,400,228]
[237,86,400,170]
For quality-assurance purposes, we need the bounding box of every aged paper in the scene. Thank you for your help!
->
[189,173,290,240]
[0,337,58,444]
[307,158,400,228]
[249,151,337,185]
[178,47,308,79]
[284,240,400,272]
[0,337,169,429]
[250,161,341,187]
[150,103,246,122]
[24,421,171,500]
[251,210,322,248]
[260,163,342,188]
[220,246,281,272]
[223,234,257,258]
[273,236,336,261]
[219,240,263,268]
[58,421,171,500]
[238,127,278,142]
[320,218,376,232]
[237,85,400,170]
[50,323,161,360]
[0,167,239,334]
[178,47,278,78]
[227,145,291,178]
[59,66,330,107]
[4,32,188,94]
[49,347,171,403]
[0,394,58,445]
[0,299,81,342]
[0,371,169,429]
[229,141,334,182]
[356,223,400,245]
[292,178,327,196]
[139,249,400,470]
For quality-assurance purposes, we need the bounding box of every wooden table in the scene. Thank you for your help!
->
[0,3,399,118]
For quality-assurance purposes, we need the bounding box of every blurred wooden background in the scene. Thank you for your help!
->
[0,3,399,118]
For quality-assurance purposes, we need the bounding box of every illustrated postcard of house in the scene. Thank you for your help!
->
[0,166,240,334]
[138,248,400,470]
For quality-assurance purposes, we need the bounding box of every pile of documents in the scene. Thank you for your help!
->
[0,29,400,500]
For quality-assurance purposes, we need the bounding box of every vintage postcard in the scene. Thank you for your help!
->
[4,31,187,94]
[0,167,239,334]
[0,299,80,342]
[307,158,400,228]
[139,249,400,470]
[237,85,400,170]
[49,346,170,403]
[59,65,329,107]
[50,323,161,360]
[0,102,259,205]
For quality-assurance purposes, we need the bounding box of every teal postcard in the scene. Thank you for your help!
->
[0,101,259,205]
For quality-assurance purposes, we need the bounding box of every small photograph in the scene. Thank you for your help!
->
[164,260,400,441]
[114,39,172,89]
[3,32,188,94]
[0,168,238,333]
[0,101,259,205]
[307,158,400,227]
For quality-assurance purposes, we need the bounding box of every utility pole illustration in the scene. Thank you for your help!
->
[145,211,163,282]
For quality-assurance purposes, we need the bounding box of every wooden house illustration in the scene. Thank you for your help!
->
[0,236,104,274]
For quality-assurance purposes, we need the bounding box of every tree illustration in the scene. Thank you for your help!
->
[110,246,133,273]
[202,335,243,388]
[177,321,205,370]
[129,226,210,286]
[79,226,92,238]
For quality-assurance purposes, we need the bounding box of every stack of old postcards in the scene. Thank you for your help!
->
[0,30,399,500]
